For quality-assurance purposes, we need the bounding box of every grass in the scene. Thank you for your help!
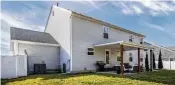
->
[2,70,175,85]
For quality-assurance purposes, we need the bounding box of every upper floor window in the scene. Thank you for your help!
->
[140,38,143,44]
[103,26,109,39]
[129,35,133,42]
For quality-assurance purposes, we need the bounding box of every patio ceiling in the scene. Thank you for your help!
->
[93,41,154,51]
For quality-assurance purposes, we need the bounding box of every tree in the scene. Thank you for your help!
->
[153,52,156,69]
[158,50,163,69]
[145,52,149,71]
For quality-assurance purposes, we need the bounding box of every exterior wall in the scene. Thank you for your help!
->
[18,43,60,72]
[45,5,72,72]
[153,46,175,61]
[71,16,144,72]
[153,46,175,70]
[1,55,27,79]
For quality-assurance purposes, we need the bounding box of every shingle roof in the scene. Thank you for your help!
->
[10,27,58,44]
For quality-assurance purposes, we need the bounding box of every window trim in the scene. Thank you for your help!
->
[87,48,94,55]
[103,26,109,39]
[140,38,143,44]
[129,35,133,42]
[129,53,133,62]
[105,49,110,64]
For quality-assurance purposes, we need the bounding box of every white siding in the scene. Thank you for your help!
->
[18,43,60,72]
[1,55,27,79]
[45,5,72,72]
[71,16,143,72]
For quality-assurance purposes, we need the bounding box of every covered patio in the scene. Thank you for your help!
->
[93,41,154,75]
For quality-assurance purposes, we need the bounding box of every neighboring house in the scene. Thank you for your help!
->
[10,5,153,74]
[10,27,60,73]
[168,46,175,52]
[144,41,175,70]
[144,42,175,61]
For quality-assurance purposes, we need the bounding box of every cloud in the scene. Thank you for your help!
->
[141,21,165,31]
[1,2,49,55]
[138,1,175,16]
[110,1,175,16]
[141,20,175,39]
[110,2,144,15]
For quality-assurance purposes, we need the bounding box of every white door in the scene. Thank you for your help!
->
[105,49,110,64]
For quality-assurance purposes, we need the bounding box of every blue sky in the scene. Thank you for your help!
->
[1,1,175,55]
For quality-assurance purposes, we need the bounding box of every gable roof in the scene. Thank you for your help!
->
[71,11,145,37]
[10,27,58,44]
[144,41,175,54]
[45,5,145,37]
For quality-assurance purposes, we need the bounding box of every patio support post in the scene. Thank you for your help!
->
[120,45,124,76]
[138,48,140,73]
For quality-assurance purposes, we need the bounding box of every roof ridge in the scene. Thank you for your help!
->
[52,5,145,37]
[10,27,46,34]
[146,41,175,54]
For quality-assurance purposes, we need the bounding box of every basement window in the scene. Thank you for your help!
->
[87,48,94,55]
[103,26,109,39]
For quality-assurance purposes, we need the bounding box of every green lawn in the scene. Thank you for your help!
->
[2,70,175,85]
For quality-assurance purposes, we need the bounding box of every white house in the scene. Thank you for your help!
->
[45,5,153,73]
[10,5,153,75]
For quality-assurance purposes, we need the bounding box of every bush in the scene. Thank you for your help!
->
[153,53,156,69]
[158,50,163,69]
[145,52,149,71]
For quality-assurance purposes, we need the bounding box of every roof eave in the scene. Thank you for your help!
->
[71,12,145,38]
[11,40,60,47]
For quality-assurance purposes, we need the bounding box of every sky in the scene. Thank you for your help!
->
[1,1,175,55]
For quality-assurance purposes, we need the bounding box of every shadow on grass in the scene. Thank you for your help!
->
[96,70,175,85]
[2,70,175,85]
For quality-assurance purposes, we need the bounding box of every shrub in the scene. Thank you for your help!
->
[153,52,156,69]
[145,52,149,71]
[158,50,163,69]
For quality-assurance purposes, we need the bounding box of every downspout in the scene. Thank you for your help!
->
[24,50,29,74]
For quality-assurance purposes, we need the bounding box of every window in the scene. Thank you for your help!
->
[170,58,174,61]
[116,51,121,61]
[87,48,94,55]
[129,53,133,62]
[140,38,143,44]
[103,26,109,39]
[162,58,169,61]
[129,35,133,42]
[129,57,133,62]
[144,49,148,51]
[105,50,110,64]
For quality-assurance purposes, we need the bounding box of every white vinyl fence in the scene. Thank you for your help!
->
[155,61,175,70]
[1,55,27,79]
